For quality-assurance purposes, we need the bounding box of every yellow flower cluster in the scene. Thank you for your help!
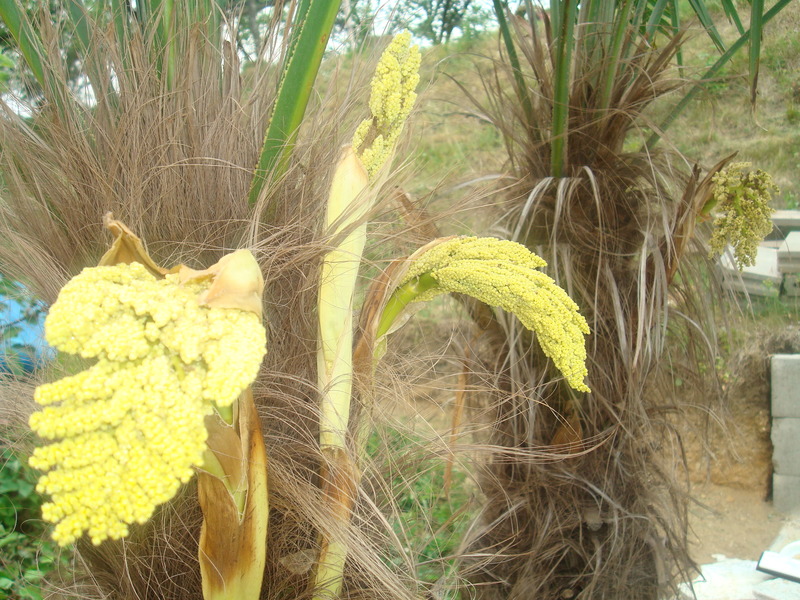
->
[352,31,420,177]
[29,262,266,546]
[709,162,778,270]
[402,237,591,392]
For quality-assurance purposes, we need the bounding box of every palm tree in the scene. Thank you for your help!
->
[0,2,392,599]
[456,0,790,597]
[0,4,596,600]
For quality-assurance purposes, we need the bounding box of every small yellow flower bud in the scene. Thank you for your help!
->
[352,31,421,178]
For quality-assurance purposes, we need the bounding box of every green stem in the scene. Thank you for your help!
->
[376,273,439,339]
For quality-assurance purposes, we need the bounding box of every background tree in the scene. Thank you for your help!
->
[393,0,493,44]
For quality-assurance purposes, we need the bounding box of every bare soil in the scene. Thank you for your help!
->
[678,325,800,564]
[688,483,784,565]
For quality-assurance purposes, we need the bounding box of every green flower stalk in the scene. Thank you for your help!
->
[29,260,267,547]
[707,162,778,270]
[313,31,419,600]
[379,237,591,393]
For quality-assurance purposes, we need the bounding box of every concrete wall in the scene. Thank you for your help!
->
[771,354,800,515]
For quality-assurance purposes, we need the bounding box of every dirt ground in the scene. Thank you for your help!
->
[688,483,785,565]
[681,326,800,564]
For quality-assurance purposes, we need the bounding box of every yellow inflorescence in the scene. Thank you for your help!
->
[402,237,591,392]
[709,162,778,270]
[352,31,420,178]
[29,262,266,546]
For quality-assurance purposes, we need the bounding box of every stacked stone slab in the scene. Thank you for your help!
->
[771,354,800,516]
[768,210,800,241]
[778,232,800,297]
[720,246,782,297]
[719,211,800,297]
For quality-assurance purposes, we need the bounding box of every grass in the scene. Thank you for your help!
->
[407,35,506,202]
[368,427,474,594]
[664,3,800,205]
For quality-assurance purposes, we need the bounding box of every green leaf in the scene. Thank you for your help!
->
[670,0,684,73]
[597,0,635,113]
[0,532,26,549]
[18,585,44,600]
[65,0,91,54]
[550,0,580,177]
[719,0,745,35]
[0,477,22,493]
[491,0,533,126]
[248,0,342,204]
[644,0,670,39]
[2,325,22,340]
[0,0,47,89]
[748,0,763,105]
[15,480,34,499]
[0,576,14,589]
[686,0,727,53]
[22,569,44,582]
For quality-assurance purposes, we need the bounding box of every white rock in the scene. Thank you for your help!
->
[678,558,772,600]
[753,578,800,600]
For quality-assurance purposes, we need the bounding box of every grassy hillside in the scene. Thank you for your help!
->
[409,3,800,209]
[669,5,800,205]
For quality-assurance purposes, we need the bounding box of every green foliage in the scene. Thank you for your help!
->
[393,0,494,45]
[248,0,342,203]
[369,428,473,589]
[0,440,67,600]
[665,2,800,207]
[649,0,795,148]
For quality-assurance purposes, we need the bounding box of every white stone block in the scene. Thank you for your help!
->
[778,232,800,274]
[721,246,782,297]
[772,356,800,418]
[772,210,800,240]
[677,558,770,600]
[774,474,800,516]
[772,419,800,476]
[753,578,800,600]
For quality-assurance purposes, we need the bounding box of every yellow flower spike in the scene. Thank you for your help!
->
[352,30,420,178]
[391,237,591,393]
[707,162,778,270]
[30,260,267,547]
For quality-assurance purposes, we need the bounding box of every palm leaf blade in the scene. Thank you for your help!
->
[248,0,341,204]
